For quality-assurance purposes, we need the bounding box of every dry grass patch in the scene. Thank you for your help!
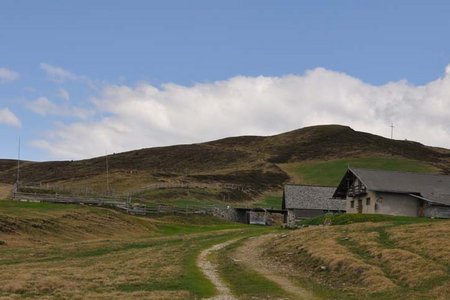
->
[378,249,445,287]
[49,170,161,196]
[430,281,450,300]
[81,290,191,300]
[347,228,446,287]
[387,221,450,265]
[264,226,395,294]
[0,200,256,298]
[0,184,12,199]
[0,230,241,299]
[262,220,450,299]
[0,207,157,247]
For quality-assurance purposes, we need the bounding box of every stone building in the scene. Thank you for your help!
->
[282,184,346,225]
[333,168,450,218]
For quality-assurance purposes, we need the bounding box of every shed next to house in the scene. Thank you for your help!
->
[283,185,346,225]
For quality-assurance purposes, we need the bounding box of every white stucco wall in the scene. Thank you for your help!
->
[346,191,420,217]
[375,192,419,216]
[346,190,377,214]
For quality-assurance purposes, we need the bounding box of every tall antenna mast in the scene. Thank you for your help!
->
[16,136,21,191]
[390,123,394,139]
[105,151,110,196]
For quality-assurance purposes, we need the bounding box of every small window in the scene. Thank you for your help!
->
[350,200,355,208]
[366,198,371,205]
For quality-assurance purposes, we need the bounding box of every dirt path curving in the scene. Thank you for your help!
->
[234,233,317,300]
[197,238,240,300]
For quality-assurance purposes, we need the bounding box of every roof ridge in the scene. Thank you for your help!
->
[349,167,446,177]
[285,183,336,188]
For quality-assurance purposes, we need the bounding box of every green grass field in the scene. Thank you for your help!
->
[133,187,225,207]
[280,156,438,186]
[298,213,440,227]
[253,194,282,209]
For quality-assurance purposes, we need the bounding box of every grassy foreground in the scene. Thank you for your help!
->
[0,200,270,299]
[3,200,449,299]
[262,215,450,299]
[298,213,436,226]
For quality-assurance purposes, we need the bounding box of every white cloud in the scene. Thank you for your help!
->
[0,68,19,83]
[40,63,76,83]
[57,88,70,101]
[0,108,21,127]
[33,64,450,160]
[39,63,97,89]
[26,97,91,119]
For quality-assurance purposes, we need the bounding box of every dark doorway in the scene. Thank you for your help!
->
[357,199,363,213]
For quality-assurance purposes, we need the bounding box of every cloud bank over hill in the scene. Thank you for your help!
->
[32,65,450,160]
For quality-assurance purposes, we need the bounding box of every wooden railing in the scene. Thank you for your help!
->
[13,192,222,216]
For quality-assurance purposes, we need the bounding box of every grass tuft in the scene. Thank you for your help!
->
[298,213,436,227]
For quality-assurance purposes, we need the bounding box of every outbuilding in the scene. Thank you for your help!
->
[283,184,346,225]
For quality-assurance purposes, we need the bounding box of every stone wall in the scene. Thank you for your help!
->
[210,207,246,223]
[424,205,450,218]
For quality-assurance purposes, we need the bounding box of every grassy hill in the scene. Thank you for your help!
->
[2,125,450,202]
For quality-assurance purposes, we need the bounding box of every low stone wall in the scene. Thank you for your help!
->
[210,207,244,223]
[424,206,450,218]
[211,207,285,225]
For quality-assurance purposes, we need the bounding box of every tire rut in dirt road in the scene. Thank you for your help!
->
[234,233,317,300]
[197,238,240,300]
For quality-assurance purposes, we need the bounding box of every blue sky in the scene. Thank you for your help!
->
[1,1,450,161]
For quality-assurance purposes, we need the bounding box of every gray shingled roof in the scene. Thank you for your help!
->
[283,185,346,211]
[335,168,450,206]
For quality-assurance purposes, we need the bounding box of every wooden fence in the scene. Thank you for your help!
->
[18,181,256,198]
[13,192,220,216]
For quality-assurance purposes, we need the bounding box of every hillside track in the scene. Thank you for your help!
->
[234,234,317,300]
[199,234,317,300]
[198,238,240,300]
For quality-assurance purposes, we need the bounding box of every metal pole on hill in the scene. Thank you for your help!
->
[106,151,110,196]
[16,136,20,193]
[390,123,394,139]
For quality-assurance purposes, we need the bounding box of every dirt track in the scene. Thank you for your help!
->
[198,234,316,300]
[234,233,316,300]
[197,239,239,300]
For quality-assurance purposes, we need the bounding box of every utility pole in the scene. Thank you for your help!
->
[16,136,21,192]
[106,151,110,196]
[390,123,394,139]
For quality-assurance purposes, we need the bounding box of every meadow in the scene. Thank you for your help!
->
[0,200,272,299]
[1,200,449,299]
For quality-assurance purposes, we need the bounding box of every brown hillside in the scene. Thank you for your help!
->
[1,125,450,199]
